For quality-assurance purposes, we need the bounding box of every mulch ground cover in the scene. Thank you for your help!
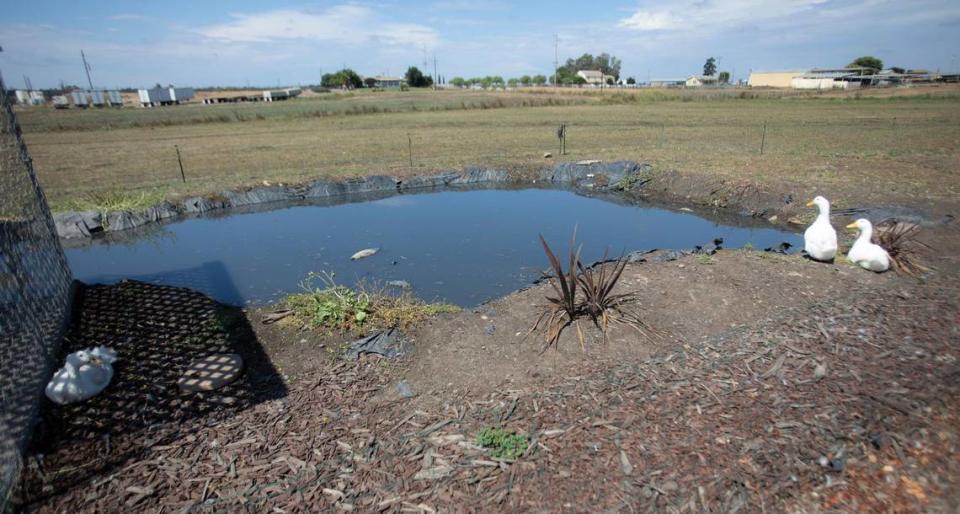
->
[13,274,960,512]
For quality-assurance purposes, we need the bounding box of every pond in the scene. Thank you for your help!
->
[64,188,801,307]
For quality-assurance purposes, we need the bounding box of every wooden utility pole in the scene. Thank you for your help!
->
[81,50,94,90]
[553,34,559,87]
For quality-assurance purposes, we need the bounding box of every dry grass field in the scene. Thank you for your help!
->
[14,85,960,211]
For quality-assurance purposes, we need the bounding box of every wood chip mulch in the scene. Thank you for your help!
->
[13,278,960,513]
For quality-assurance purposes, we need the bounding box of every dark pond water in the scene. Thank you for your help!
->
[64,188,800,307]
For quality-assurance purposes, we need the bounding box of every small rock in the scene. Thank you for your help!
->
[661,480,678,493]
[814,362,827,380]
[543,152,553,158]
[619,451,633,475]
[768,215,779,222]
[386,280,412,290]
[829,456,846,471]
[679,207,693,212]
[484,323,496,335]
[396,381,416,398]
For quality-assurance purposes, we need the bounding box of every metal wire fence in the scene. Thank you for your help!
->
[0,73,73,501]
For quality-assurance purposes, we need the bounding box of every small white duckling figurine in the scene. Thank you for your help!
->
[45,346,117,405]
[845,218,890,272]
[804,196,838,262]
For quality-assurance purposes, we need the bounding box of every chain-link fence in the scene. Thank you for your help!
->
[0,74,74,501]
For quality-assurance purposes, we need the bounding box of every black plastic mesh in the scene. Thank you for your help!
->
[0,74,73,500]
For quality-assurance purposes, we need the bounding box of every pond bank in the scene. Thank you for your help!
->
[52,159,945,240]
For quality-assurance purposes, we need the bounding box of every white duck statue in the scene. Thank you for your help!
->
[845,218,890,272]
[45,346,117,405]
[804,196,838,262]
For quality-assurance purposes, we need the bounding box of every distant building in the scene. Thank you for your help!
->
[576,70,616,86]
[686,75,718,87]
[649,78,686,88]
[371,76,405,88]
[14,90,45,105]
[262,88,303,101]
[748,70,807,88]
[138,87,194,107]
[791,69,870,90]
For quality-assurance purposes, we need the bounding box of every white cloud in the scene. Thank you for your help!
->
[197,6,438,48]
[618,0,828,32]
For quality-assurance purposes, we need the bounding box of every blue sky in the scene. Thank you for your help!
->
[1,0,958,89]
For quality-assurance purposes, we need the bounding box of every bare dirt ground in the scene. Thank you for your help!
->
[14,218,959,512]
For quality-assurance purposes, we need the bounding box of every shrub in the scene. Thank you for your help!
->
[476,427,528,460]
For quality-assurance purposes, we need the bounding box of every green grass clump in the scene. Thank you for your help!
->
[696,254,716,265]
[476,427,528,460]
[51,190,164,216]
[287,272,459,334]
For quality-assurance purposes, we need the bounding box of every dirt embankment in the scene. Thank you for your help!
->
[17,222,960,512]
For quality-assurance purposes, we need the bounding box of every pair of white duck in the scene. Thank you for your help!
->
[45,346,117,405]
[804,196,890,272]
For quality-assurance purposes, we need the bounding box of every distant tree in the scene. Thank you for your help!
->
[848,56,883,74]
[322,69,363,89]
[890,66,905,74]
[450,77,466,88]
[491,76,505,87]
[507,78,519,88]
[557,52,623,80]
[626,77,636,85]
[405,66,433,87]
[718,71,730,83]
[520,75,532,86]
[703,57,717,76]
[363,77,377,88]
[532,74,547,86]
[605,77,614,85]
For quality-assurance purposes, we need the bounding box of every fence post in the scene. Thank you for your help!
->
[407,133,413,168]
[759,122,767,155]
[175,145,186,183]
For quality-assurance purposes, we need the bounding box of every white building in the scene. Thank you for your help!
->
[576,70,616,86]
[686,75,719,87]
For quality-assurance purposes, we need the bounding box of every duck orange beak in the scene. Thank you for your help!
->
[806,200,815,207]
[845,222,858,229]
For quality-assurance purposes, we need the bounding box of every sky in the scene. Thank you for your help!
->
[1,0,958,89]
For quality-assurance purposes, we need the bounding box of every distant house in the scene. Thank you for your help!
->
[649,78,686,88]
[576,70,616,86]
[371,76,406,88]
[748,70,807,88]
[686,75,719,87]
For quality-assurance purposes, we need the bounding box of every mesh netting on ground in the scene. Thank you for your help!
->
[0,75,73,501]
